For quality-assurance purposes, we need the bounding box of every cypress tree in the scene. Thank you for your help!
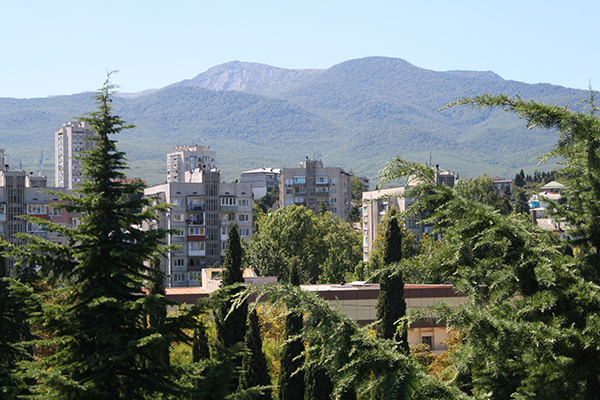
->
[4,74,187,399]
[304,364,333,400]
[238,309,271,399]
[214,224,248,351]
[278,262,305,400]
[376,211,409,353]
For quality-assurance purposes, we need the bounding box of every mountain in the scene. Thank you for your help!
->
[0,57,587,186]
[169,61,323,95]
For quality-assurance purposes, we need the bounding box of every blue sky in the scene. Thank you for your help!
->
[2,0,598,98]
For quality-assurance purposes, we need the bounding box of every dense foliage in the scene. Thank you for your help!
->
[245,205,361,284]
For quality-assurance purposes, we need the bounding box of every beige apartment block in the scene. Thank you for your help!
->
[0,166,77,274]
[362,186,425,261]
[55,121,95,189]
[144,169,253,287]
[279,158,352,220]
[240,167,281,199]
[167,145,216,183]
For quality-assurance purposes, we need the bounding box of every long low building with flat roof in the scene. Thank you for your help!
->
[165,282,467,353]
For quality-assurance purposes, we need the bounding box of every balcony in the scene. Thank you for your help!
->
[187,204,204,212]
[220,205,238,213]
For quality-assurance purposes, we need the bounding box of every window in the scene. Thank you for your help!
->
[0,204,5,214]
[173,258,185,267]
[238,214,249,222]
[316,187,328,193]
[173,213,185,221]
[294,176,306,184]
[330,188,337,194]
[316,176,328,184]
[48,206,62,216]
[221,226,228,236]
[189,242,205,252]
[285,179,293,186]
[173,229,184,237]
[295,187,306,194]
[286,188,293,194]
[171,199,183,207]
[294,197,304,204]
[27,222,45,232]
[331,207,337,213]
[330,178,337,185]
[238,199,249,207]
[286,199,294,205]
[27,204,46,214]
[421,336,433,348]
[330,197,338,204]
[240,228,250,237]
[172,273,185,283]
[221,197,237,206]
[188,227,205,236]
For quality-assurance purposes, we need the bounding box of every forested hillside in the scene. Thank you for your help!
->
[0,57,586,185]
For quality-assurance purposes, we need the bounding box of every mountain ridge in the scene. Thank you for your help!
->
[0,57,587,185]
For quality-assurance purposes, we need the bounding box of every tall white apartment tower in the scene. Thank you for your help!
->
[55,121,95,189]
[167,145,217,183]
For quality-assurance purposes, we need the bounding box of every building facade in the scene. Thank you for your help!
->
[167,145,217,183]
[55,121,95,189]
[279,158,352,220]
[362,186,426,261]
[144,169,253,287]
[240,167,280,198]
[0,163,75,274]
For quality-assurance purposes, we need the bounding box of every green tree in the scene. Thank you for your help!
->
[277,263,305,400]
[214,224,248,351]
[351,175,368,203]
[238,309,271,399]
[304,363,333,400]
[0,254,38,400]
[4,74,190,399]
[245,205,361,284]
[453,174,511,214]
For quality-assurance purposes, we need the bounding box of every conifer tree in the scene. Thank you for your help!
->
[278,262,305,400]
[238,309,271,399]
[376,210,409,353]
[4,74,187,399]
[214,223,248,351]
[304,363,333,400]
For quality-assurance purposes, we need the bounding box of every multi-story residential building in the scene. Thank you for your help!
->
[279,158,352,220]
[362,168,456,261]
[144,168,253,287]
[55,121,95,189]
[166,145,216,183]
[0,163,76,274]
[362,186,425,261]
[240,167,281,198]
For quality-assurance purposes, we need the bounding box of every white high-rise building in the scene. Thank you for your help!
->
[55,121,95,189]
[167,145,217,183]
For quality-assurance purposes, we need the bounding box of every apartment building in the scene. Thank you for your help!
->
[144,168,253,287]
[279,158,352,220]
[362,167,457,261]
[167,145,217,183]
[240,167,281,198]
[362,186,425,261]
[0,156,75,274]
[55,121,95,189]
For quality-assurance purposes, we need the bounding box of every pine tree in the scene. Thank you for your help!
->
[238,309,271,399]
[278,262,305,400]
[4,74,187,399]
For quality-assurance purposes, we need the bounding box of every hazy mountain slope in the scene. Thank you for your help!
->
[0,57,589,186]
[170,61,324,95]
